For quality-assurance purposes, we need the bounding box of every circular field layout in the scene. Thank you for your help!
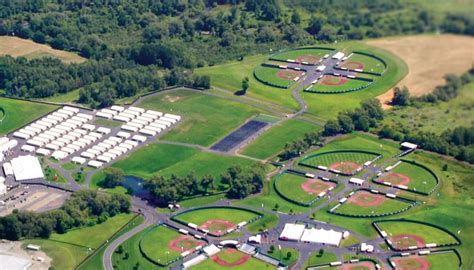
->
[376,220,459,250]
[140,225,205,266]
[340,53,386,74]
[308,75,372,93]
[317,261,377,270]
[390,251,461,270]
[254,66,301,88]
[190,248,274,270]
[376,161,438,194]
[172,207,261,237]
[320,75,349,86]
[277,69,305,80]
[341,61,364,70]
[275,173,337,206]
[270,48,334,64]
[333,190,413,217]
[299,150,379,175]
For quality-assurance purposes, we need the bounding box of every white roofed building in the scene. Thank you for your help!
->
[10,155,44,181]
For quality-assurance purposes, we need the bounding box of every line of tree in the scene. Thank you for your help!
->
[144,164,265,206]
[279,131,323,160]
[0,190,131,241]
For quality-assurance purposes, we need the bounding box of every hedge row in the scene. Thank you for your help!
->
[387,249,463,269]
[253,67,291,89]
[304,81,374,94]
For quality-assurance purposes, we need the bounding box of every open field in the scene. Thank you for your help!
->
[0,97,58,135]
[137,89,264,146]
[377,221,459,249]
[0,36,86,63]
[241,118,319,159]
[190,248,275,270]
[367,34,474,107]
[334,190,412,216]
[390,251,461,270]
[383,82,474,134]
[275,173,336,205]
[378,161,438,192]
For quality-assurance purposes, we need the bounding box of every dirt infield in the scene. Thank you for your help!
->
[277,70,304,80]
[211,249,251,267]
[380,173,411,186]
[392,256,431,270]
[348,191,386,207]
[341,261,376,270]
[391,234,426,249]
[367,35,474,108]
[301,179,336,194]
[342,61,364,70]
[320,75,348,86]
[296,55,320,64]
[168,235,205,252]
[330,161,362,174]
[200,220,236,236]
[0,36,86,64]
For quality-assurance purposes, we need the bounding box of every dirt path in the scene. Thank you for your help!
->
[367,34,474,108]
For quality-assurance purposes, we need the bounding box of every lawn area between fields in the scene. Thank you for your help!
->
[0,97,58,135]
[303,251,338,268]
[136,88,264,146]
[241,118,320,159]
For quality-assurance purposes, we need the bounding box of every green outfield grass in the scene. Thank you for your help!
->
[137,88,264,146]
[254,66,298,88]
[190,249,275,270]
[300,151,378,168]
[377,221,459,245]
[381,161,438,192]
[0,97,58,135]
[390,251,461,270]
[140,226,187,265]
[275,173,334,205]
[241,118,320,159]
[309,78,372,93]
[343,53,386,73]
[112,225,165,270]
[173,207,260,228]
[270,48,333,62]
[334,191,412,216]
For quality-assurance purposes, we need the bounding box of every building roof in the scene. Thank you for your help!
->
[279,223,305,241]
[10,155,44,181]
[300,227,343,246]
[0,254,32,270]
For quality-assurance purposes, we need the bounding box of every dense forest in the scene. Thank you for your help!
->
[0,0,472,106]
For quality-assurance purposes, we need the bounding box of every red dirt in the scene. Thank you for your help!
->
[348,191,386,207]
[380,173,411,186]
[341,261,376,270]
[211,249,251,267]
[320,75,348,86]
[391,234,426,250]
[277,70,304,80]
[392,256,431,270]
[301,179,336,194]
[296,55,320,64]
[200,220,236,236]
[330,161,362,174]
[168,235,205,252]
[342,61,364,70]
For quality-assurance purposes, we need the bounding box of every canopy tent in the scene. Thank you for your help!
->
[10,155,44,181]
[300,227,343,246]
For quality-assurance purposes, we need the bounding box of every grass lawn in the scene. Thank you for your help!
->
[390,251,461,270]
[267,247,299,266]
[43,166,69,184]
[380,160,438,192]
[0,97,58,135]
[93,118,123,128]
[254,66,297,88]
[136,88,264,146]
[40,88,81,103]
[77,215,144,270]
[377,220,459,245]
[112,225,165,270]
[334,191,412,216]
[241,118,320,159]
[62,162,78,170]
[139,225,188,265]
[303,251,338,268]
[344,53,386,74]
[309,77,372,93]
[191,249,276,270]
[246,212,279,233]
[300,151,379,168]
[49,213,136,249]
[173,207,260,227]
[274,173,334,205]
[270,48,333,62]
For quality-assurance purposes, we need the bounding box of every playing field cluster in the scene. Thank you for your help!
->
[315,261,377,270]
[190,248,275,270]
[341,53,386,74]
[0,97,58,135]
[270,48,334,64]
[254,66,303,88]
[308,77,372,93]
[378,161,438,192]
[390,251,460,270]
[173,207,259,236]
[140,225,205,265]
[300,151,378,174]
[377,221,459,249]
[275,173,336,205]
[334,190,412,216]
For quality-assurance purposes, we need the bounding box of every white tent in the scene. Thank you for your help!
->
[279,223,305,241]
[300,228,343,246]
[111,105,125,112]
[10,155,44,181]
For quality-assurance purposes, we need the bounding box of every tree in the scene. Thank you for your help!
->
[101,168,124,188]
[269,245,275,253]
[242,77,250,94]
[201,175,215,193]
[323,120,341,136]
[291,10,301,25]
[286,251,292,259]
[392,86,410,106]
[337,114,355,133]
